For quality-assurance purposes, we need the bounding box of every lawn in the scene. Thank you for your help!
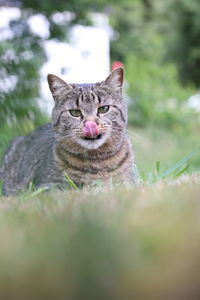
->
[0,125,200,299]
[0,176,200,299]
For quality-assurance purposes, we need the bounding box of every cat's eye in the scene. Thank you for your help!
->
[98,105,110,114]
[69,109,82,117]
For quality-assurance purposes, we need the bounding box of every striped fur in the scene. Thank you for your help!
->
[54,136,134,186]
[0,68,136,195]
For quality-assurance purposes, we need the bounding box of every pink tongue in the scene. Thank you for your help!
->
[83,121,99,138]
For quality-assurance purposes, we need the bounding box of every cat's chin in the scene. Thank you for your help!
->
[76,133,109,150]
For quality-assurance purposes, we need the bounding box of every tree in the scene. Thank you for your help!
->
[0,16,46,126]
[165,0,200,87]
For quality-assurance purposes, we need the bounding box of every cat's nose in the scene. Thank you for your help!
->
[83,121,100,138]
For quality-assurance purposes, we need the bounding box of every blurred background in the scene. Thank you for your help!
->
[0,0,200,179]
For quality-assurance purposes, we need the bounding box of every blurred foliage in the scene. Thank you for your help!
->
[108,0,199,127]
[110,0,152,62]
[165,0,200,86]
[0,16,46,126]
[110,0,200,87]
[126,52,195,127]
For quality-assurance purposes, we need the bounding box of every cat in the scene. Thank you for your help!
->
[0,68,137,196]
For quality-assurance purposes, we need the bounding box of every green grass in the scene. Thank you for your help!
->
[0,124,200,299]
[131,123,200,180]
[0,177,200,299]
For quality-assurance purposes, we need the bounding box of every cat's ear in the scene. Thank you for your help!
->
[101,67,124,89]
[47,74,73,102]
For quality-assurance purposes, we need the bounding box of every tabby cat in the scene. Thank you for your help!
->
[0,68,137,195]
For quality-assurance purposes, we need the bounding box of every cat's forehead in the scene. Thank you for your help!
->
[75,85,100,111]
[72,82,112,98]
[71,82,100,93]
[69,83,110,103]
[59,82,117,110]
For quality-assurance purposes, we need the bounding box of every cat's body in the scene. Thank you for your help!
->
[0,68,137,195]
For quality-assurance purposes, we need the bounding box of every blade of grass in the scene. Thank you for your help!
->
[151,145,200,182]
[156,161,160,175]
[25,186,50,199]
[173,164,189,178]
[64,173,79,191]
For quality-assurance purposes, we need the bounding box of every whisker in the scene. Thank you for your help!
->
[112,129,130,139]
[112,129,136,143]
[111,126,147,144]
[44,133,75,146]
[125,129,147,142]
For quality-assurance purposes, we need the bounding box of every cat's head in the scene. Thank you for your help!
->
[47,68,127,151]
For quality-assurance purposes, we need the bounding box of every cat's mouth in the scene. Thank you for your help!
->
[77,131,109,150]
[83,134,102,141]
